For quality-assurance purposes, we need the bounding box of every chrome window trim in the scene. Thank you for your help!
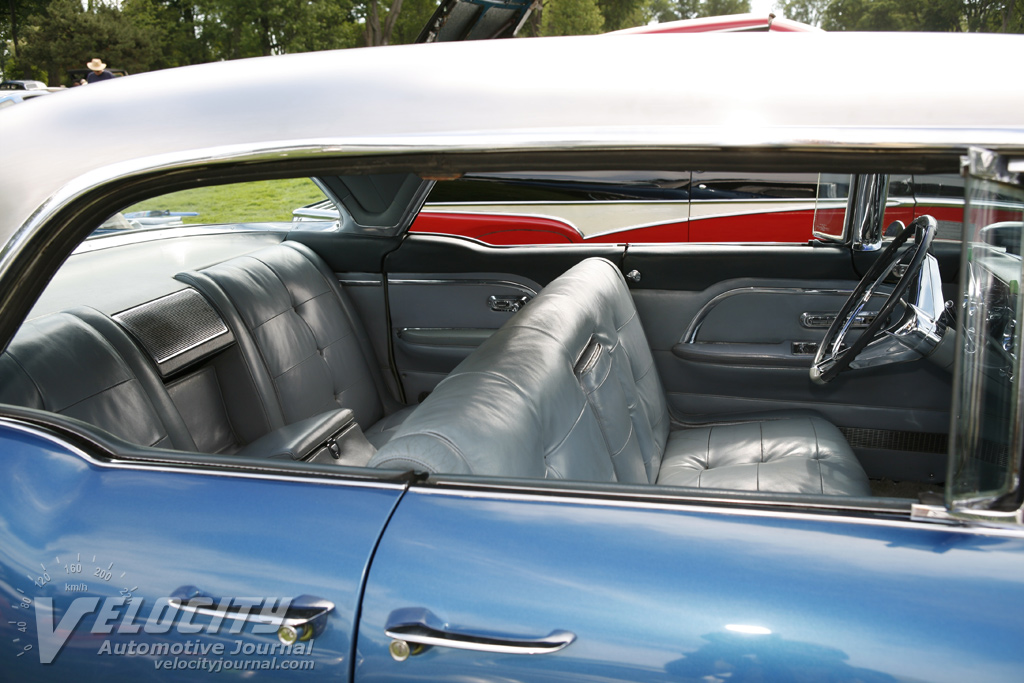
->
[339,279,384,287]
[388,278,539,297]
[72,225,288,254]
[7,414,1023,534]
[0,417,407,491]
[965,147,1024,187]
[846,174,890,252]
[410,481,1024,537]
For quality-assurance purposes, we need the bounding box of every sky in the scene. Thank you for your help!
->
[750,0,778,18]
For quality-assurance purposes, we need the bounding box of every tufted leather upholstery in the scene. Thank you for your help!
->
[0,309,197,450]
[370,258,870,496]
[658,416,871,495]
[178,242,406,443]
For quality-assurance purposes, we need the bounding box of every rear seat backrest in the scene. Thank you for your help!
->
[0,309,197,450]
[177,242,399,437]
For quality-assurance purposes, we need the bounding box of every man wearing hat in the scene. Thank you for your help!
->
[84,58,114,84]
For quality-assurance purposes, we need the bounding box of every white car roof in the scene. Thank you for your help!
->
[2,32,1023,250]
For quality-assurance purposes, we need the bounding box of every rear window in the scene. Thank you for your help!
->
[92,178,332,239]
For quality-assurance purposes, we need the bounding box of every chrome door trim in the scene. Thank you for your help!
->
[0,417,408,491]
[409,482,1024,537]
[388,278,539,297]
[683,286,856,343]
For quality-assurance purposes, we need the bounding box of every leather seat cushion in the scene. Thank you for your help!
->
[656,416,871,496]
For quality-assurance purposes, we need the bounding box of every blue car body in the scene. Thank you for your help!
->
[1,32,1024,682]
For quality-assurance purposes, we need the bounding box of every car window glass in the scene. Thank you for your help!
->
[417,170,851,245]
[949,173,1024,505]
[884,173,966,242]
[92,178,334,238]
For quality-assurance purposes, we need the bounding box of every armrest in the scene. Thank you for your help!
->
[237,409,356,461]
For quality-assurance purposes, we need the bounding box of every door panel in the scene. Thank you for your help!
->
[383,235,624,400]
[385,234,624,285]
[0,422,403,682]
[386,274,542,400]
[356,490,1024,683]
[624,244,957,483]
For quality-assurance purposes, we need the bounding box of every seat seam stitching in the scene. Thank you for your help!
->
[3,350,46,409]
[810,417,825,492]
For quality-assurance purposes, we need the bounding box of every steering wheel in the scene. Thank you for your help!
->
[810,215,937,385]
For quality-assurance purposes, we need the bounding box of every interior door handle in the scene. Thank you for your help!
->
[801,311,876,329]
[169,586,334,644]
[384,607,575,660]
[488,294,530,313]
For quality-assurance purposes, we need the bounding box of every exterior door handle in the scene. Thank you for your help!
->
[384,607,575,660]
[169,586,334,645]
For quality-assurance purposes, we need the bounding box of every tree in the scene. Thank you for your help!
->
[778,0,1024,31]
[541,0,606,35]
[775,0,829,25]
[596,0,648,31]
[1,0,48,78]
[646,0,751,24]
[361,0,405,45]
[15,0,164,84]
[389,0,442,44]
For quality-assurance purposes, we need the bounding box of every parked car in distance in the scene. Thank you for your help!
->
[0,89,52,109]
[1,31,1024,683]
[0,79,49,90]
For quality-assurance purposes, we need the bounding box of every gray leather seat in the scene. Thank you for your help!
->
[0,308,197,450]
[658,416,870,494]
[178,242,411,448]
[370,258,871,496]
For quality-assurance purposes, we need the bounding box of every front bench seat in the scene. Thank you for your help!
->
[658,416,870,495]
[371,258,870,496]
[177,242,412,447]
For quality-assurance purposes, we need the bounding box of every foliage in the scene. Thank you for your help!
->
[14,0,165,85]
[776,0,1024,32]
[541,0,607,35]
[646,0,750,23]
[4,0,1022,84]
[595,0,648,31]
[390,0,447,43]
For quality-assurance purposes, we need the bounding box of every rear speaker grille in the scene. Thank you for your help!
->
[114,289,228,364]
[839,427,948,454]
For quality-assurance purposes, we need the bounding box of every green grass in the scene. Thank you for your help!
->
[125,178,326,225]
